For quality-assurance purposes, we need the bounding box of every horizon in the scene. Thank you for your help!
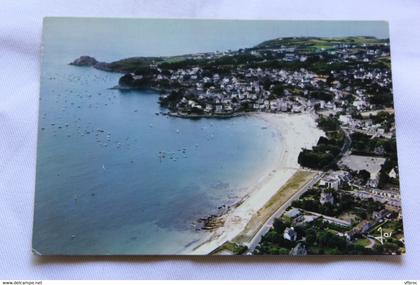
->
[43,18,389,62]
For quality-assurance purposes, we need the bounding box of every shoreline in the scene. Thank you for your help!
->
[183,112,324,254]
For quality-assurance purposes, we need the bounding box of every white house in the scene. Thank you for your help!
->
[319,176,340,190]
[339,114,352,126]
[389,168,397,179]
[284,208,301,219]
[320,191,335,205]
[283,227,297,241]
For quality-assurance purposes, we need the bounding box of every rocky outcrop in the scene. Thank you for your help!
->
[70,56,98,66]
[70,56,113,72]
[93,61,112,71]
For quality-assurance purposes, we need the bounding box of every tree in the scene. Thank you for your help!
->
[318,116,340,132]
[273,219,286,234]
[305,228,317,245]
[271,84,285,97]
[310,91,334,101]
[119,73,134,86]
[298,149,334,169]
[358,169,371,184]
[317,230,347,250]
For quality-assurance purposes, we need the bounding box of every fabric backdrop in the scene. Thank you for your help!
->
[0,0,419,280]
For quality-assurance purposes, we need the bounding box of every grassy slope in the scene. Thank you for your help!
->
[105,36,388,73]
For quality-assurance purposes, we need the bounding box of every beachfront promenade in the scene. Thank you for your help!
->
[244,171,323,253]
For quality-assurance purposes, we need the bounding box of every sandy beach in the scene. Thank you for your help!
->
[183,112,324,254]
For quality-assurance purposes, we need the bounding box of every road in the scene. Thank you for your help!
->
[244,171,324,254]
[244,124,352,254]
[366,237,377,249]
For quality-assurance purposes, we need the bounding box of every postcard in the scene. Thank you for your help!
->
[33,18,404,255]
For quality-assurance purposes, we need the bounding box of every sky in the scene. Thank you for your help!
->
[42,18,389,62]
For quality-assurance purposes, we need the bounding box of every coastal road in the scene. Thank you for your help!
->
[366,237,377,249]
[244,171,324,254]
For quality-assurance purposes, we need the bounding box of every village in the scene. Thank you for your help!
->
[113,37,393,122]
[79,36,402,255]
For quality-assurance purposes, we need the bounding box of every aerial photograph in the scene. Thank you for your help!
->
[33,18,404,255]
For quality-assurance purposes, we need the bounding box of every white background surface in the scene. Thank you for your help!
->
[1,0,419,280]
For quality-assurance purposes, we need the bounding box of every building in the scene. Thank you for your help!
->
[346,220,373,239]
[338,114,352,126]
[319,176,340,190]
[284,208,301,219]
[371,189,401,200]
[389,168,397,179]
[320,191,335,205]
[360,221,373,234]
[283,227,297,241]
[289,243,307,256]
[372,209,391,222]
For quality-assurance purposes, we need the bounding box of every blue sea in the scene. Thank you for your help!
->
[33,19,389,254]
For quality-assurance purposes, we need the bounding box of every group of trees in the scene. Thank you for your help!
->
[309,90,334,101]
[254,214,380,255]
[318,116,341,131]
[351,132,392,156]
[370,111,395,131]
[298,116,345,170]
[118,72,155,88]
[158,90,185,110]
[298,149,335,170]
[365,83,394,107]
[350,131,399,188]
[301,219,390,255]
[254,219,296,255]
[292,186,384,220]
[255,184,397,255]
[378,154,399,188]
[292,190,356,217]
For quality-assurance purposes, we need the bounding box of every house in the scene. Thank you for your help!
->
[212,73,220,81]
[279,101,288,112]
[368,178,379,188]
[374,145,385,156]
[289,243,307,256]
[389,168,398,179]
[294,214,319,226]
[214,105,223,114]
[269,101,278,111]
[224,105,233,112]
[292,104,303,113]
[371,189,401,200]
[284,208,301,219]
[372,209,391,222]
[320,191,335,205]
[360,221,373,234]
[322,215,351,227]
[283,227,297,241]
[325,101,335,109]
[204,104,213,113]
[352,100,366,111]
[319,176,340,190]
[346,220,372,239]
[339,114,352,126]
